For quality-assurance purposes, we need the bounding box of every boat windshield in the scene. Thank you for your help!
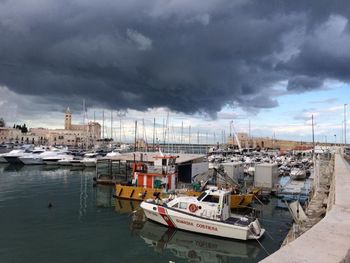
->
[201,195,220,203]
[197,192,207,201]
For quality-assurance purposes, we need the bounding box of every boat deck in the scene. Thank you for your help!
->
[225,217,252,226]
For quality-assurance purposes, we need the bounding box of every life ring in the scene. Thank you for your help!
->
[189,203,198,213]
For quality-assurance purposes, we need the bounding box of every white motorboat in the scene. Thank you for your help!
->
[80,153,101,167]
[43,151,71,165]
[81,157,97,167]
[57,155,75,166]
[140,188,265,240]
[18,149,46,165]
[2,149,28,164]
[69,158,84,167]
[290,167,306,180]
[105,150,121,158]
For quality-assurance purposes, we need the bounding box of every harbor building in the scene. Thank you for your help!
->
[228,132,313,151]
[0,107,101,147]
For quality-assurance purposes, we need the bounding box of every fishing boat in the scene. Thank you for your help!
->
[140,187,265,240]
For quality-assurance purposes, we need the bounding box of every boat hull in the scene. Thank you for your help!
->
[141,202,264,240]
[3,156,23,164]
[19,157,43,165]
[43,159,61,165]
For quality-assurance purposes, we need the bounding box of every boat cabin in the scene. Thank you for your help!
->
[132,155,177,191]
[167,188,231,221]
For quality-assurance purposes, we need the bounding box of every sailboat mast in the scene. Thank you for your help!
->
[111,110,113,140]
[153,118,155,151]
[134,120,138,151]
[181,121,184,145]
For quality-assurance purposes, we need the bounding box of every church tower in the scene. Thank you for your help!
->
[64,107,72,130]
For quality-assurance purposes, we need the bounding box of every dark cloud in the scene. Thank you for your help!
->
[0,0,349,116]
[287,76,324,92]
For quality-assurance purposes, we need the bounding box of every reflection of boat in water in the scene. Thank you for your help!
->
[95,185,142,211]
[137,221,260,262]
[115,198,141,214]
[3,163,25,172]
[96,185,114,208]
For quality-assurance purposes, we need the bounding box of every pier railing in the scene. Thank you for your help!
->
[96,159,132,184]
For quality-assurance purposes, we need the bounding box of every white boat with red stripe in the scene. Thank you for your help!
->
[140,187,265,240]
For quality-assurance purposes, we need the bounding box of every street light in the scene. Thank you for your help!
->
[334,134,337,146]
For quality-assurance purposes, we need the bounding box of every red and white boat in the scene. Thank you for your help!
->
[140,187,265,240]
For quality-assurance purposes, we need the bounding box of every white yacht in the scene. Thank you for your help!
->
[141,188,265,240]
[2,149,29,164]
[18,149,47,165]
[57,155,75,166]
[41,148,71,165]
[80,152,102,167]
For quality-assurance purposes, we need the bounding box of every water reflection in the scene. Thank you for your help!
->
[3,163,25,172]
[134,221,260,263]
[95,185,114,208]
[115,199,141,214]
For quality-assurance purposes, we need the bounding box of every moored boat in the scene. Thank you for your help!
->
[290,167,306,180]
[140,188,265,240]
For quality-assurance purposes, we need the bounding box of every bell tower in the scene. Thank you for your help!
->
[64,107,72,130]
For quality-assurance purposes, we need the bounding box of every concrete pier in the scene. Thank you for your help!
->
[261,154,350,263]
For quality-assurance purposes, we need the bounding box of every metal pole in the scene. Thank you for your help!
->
[345,104,347,146]
[134,120,137,151]
[110,110,113,140]
[119,116,122,143]
[153,118,155,151]
[181,121,183,145]
[102,110,104,139]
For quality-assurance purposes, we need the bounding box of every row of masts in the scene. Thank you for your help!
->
[81,107,247,146]
[80,102,348,147]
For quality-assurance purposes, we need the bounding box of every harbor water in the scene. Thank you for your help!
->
[0,164,292,263]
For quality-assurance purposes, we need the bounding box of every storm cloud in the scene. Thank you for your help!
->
[0,0,350,116]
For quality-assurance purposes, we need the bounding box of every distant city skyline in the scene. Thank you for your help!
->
[0,1,349,143]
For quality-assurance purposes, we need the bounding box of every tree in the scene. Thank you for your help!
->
[21,124,28,133]
[0,118,5,127]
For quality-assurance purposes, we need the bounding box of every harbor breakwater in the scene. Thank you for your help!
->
[261,152,350,263]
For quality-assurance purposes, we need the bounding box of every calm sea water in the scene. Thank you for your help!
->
[0,164,292,263]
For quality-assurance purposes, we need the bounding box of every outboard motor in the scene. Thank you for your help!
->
[250,219,262,236]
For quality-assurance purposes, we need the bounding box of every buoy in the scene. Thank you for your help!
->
[48,202,53,208]
[188,203,198,213]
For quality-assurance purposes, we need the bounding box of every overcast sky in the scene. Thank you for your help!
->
[0,0,349,143]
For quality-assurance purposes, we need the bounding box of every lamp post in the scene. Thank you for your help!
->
[334,134,337,146]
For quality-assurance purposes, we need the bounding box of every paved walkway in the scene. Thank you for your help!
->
[261,154,350,263]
